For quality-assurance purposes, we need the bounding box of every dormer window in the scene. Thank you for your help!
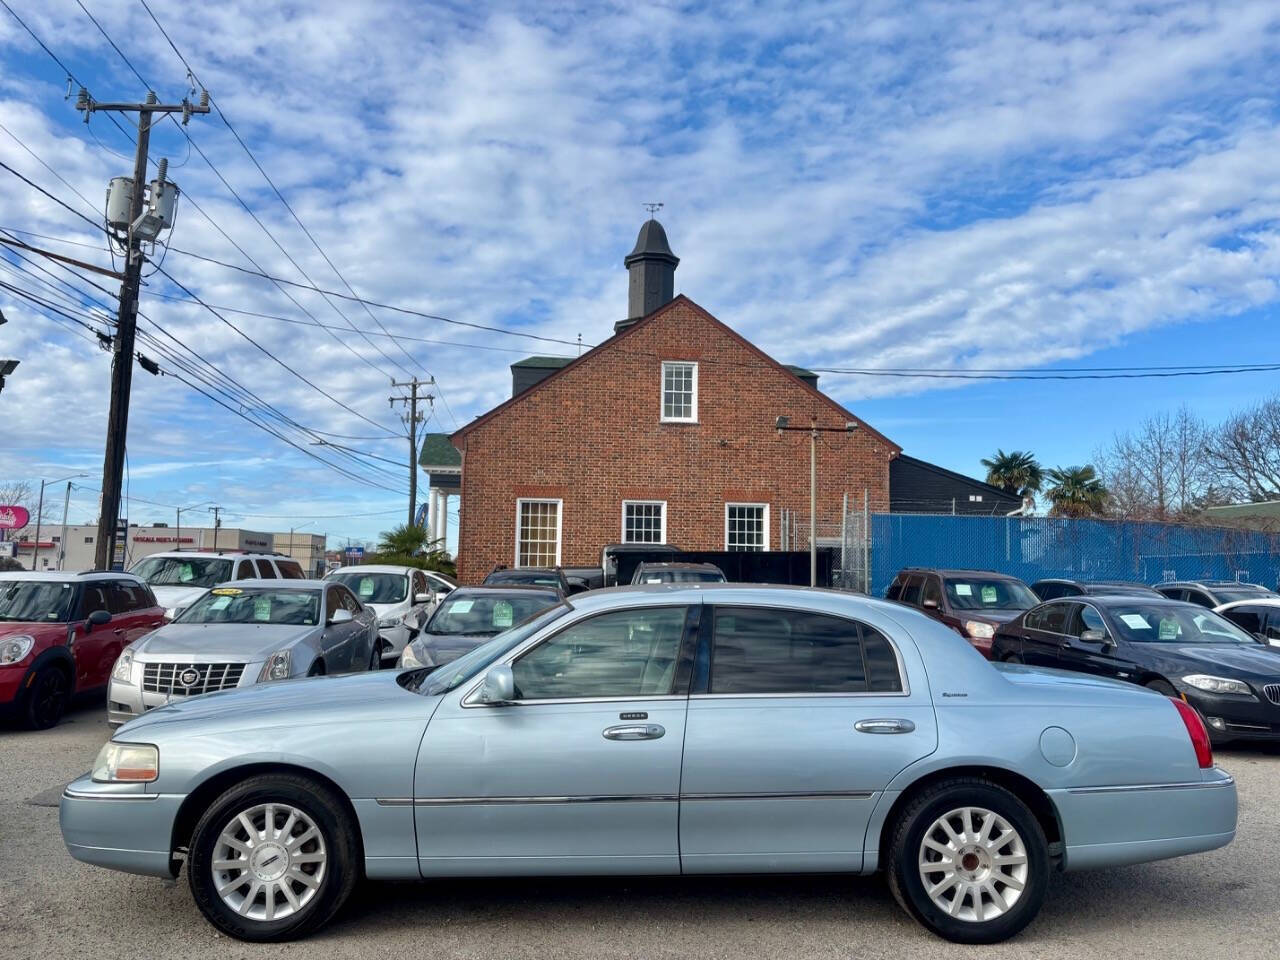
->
[661,361,698,423]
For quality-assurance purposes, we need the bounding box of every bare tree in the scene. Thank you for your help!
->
[1095,407,1211,519]
[0,480,57,524]
[1203,396,1280,502]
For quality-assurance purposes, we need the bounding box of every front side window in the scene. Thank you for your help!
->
[1037,602,1072,634]
[660,361,697,422]
[709,607,903,695]
[516,499,561,567]
[511,606,687,700]
[1075,605,1106,635]
[177,587,320,626]
[1220,605,1265,635]
[726,503,768,551]
[622,501,666,544]
[922,577,942,607]
[899,574,923,606]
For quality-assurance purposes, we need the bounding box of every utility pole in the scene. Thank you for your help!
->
[58,482,72,571]
[390,377,434,527]
[209,506,222,551]
[775,416,860,587]
[80,88,209,570]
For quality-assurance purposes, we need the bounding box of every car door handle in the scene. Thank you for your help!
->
[602,723,665,741]
[854,718,916,735]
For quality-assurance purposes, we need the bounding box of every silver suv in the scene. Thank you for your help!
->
[129,551,307,620]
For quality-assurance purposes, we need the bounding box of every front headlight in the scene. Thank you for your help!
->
[377,615,402,628]
[1181,674,1255,697]
[964,620,996,640]
[91,742,159,782]
[0,635,35,664]
[111,648,134,683]
[399,642,427,669]
[258,648,292,682]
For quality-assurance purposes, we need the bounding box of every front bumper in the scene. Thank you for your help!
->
[107,657,261,727]
[59,774,185,878]
[1182,688,1280,742]
[0,665,27,707]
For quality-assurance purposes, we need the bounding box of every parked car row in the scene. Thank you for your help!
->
[886,566,1280,743]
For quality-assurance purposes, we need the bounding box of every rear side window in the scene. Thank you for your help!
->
[1034,583,1061,601]
[254,559,278,579]
[110,580,150,612]
[277,561,306,579]
[899,575,923,606]
[78,583,111,618]
[1184,590,1213,608]
[922,577,942,607]
[234,560,254,580]
[709,607,903,695]
[885,575,904,601]
[1221,605,1265,635]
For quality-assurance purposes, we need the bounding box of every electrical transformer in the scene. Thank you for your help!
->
[105,176,135,231]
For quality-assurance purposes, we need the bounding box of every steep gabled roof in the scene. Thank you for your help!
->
[451,294,899,453]
[418,432,462,467]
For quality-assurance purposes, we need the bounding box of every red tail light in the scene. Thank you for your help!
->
[1171,698,1213,769]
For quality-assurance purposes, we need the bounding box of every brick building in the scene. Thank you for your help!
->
[447,219,901,583]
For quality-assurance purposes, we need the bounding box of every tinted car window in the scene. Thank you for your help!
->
[277,561,306,580]
[1076,605,1106,635]
[1038,603,1071,634]
[885,575,904,601]
[1265,611,1280,642]
[78,583,111,619]
[0,580,77,622]
[108,581,148,613]
[922,577,942,607]
[254,559,277,579]
[1033,582,1061,601]
[1222,605,1266,635]
[899,575,923,606]
[234,560,255,580]
[1184,590,1214,608]
[1212,588,1271,605]
[512,606,686,700]
[709,607,902,695]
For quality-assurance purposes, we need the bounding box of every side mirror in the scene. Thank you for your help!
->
[328,608,354,626]
[922,598,939,610]
[477,664,515,705]
[1081,628,1110,645]
[86,609,112,630]
[414,592,432,604]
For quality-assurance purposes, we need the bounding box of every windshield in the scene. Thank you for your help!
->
[1108,604,1258,645]
[1213,588,1272,604]
[427,592,562,636]
[176,587,320,626]
[638,569,725,583]
[0,580,75,622]
[944,577,1037,611]
[486,570,562,588]
[327,571,408,604]
[130,555,233,588]
[412,604,570,696]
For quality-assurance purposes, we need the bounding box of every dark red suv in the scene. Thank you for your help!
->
[0,571,166,729]
[885,568,1040,658]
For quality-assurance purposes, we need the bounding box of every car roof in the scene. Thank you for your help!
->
[0,570,143,583]
[448,585,563,596]
[636,562,722,570]
[211,578,327,590]
[487,567,564,576]
[1084,594,1192,609]
[137,551,284,560]
[898,568,1025,579]
[327,565,414,575]
[1216,597,1280,610]
[1156,580,1270,590]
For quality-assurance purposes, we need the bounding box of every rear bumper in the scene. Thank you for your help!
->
[59,775,185,878]
[1051,767,1237,871]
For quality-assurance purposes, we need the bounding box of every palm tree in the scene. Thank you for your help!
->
[980,449,1043,501]
[376,523,432,556]
[1044,465,1109,517]
[372,523,455,577]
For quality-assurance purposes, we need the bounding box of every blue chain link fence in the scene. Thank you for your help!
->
[869,514,1280,597]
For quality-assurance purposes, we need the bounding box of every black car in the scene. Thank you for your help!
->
[1153,580,1277,608]
[631,562,727,584]
[398,585,565,669]
[1031,578,1162,601]
[483,566,575,594]
[992,594,1280,743]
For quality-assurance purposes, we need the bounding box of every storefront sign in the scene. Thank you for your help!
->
[0,505,30,531]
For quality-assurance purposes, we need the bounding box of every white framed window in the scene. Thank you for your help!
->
[725,502,769,551]
[515,498,562,566]
[622,500,667,544]
[661,361,698,422]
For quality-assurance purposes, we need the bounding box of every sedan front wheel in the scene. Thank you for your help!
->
[188,773,359,941]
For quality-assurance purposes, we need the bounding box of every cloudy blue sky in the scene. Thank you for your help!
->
[2,0,1279,548]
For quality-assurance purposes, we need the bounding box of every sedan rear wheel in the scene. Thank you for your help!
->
[887,778,1048,944]
[188,774,358,942]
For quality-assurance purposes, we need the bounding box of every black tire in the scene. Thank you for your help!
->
[21,664,70,730]
[368,642,381,671]
[188,773,360,942]
[886,778,1049,944]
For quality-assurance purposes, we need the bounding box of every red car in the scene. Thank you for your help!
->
[0,571,166,729]
[885,567,1040,658]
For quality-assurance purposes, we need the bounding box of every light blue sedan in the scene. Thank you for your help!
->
[60,586,1236,944]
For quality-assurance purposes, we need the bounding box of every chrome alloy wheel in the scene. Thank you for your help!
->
[211,803,327,922]
[918,806,1028,923]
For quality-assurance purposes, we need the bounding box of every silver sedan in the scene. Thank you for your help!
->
[65,585,1235,944]
[106,579,378,726]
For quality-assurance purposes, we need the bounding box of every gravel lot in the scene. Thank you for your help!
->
[3,700,1278,960]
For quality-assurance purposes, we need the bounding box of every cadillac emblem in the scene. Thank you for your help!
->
[178,668,201,688]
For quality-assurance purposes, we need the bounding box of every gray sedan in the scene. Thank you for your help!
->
[65,585,1236,944]
[106,579,378,726]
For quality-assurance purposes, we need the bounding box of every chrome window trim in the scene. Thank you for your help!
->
[378,789,875,807]
[1066,776,1235,795]
[703,604,912,698]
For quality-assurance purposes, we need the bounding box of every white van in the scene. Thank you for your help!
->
[129,551,307,620]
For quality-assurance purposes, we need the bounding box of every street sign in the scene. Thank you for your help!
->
[111,517,128,571]
[0,505,30,532]
[344,546,364,563]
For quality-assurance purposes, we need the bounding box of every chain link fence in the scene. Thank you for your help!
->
[780,499,869,593]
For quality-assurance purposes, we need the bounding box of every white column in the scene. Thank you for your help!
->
[439,492,448,551]
[429,488,442,546]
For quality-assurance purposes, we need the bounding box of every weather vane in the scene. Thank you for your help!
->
[643,202,663,218]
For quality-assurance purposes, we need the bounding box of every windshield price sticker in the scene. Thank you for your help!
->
[357,578,375,598]
[450,599,474,614]
[253,596,272,621]
[493,601,514,628]
[211,587,242,596]
[955,584,973,596]
[209,595,232,611]
[980,586,998,604]
[1119,613,1151,630]
[1158,618,1180,641]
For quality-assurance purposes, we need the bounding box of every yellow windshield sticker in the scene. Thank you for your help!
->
[211,587,243,596]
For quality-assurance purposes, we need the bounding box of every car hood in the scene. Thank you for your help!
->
[132,622,317,659]
[148,585,208,609]
[115,669,430,735]
[1150,643,1280,679]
